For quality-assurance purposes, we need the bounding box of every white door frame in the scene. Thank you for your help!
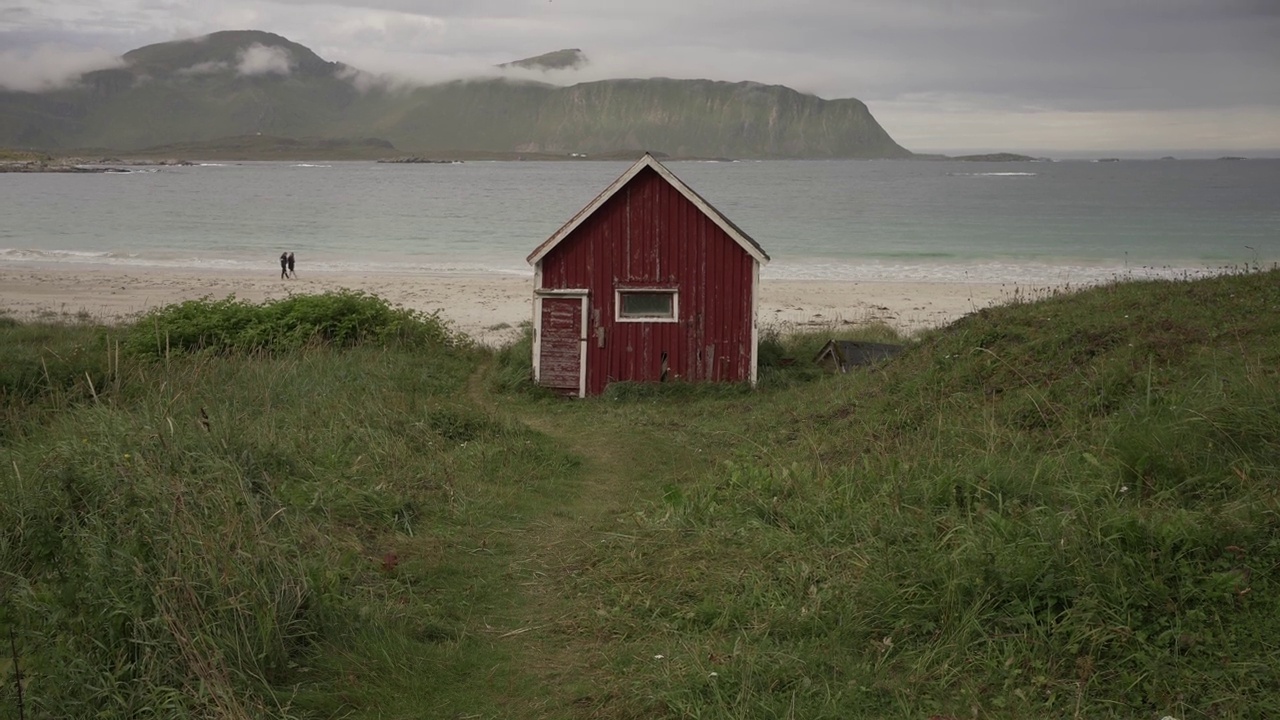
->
[533,288,589,397]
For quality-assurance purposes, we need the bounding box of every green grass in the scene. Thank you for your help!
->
[1,294,573,718]
[3,271,1279,719]
[553,271,1280,719]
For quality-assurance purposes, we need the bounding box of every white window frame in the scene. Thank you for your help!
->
[615,288,679,323]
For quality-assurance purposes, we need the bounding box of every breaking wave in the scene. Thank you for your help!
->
[947,172,1038,177]
[761,259,1224,284]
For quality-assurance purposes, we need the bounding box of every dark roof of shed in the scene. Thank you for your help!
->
[526,153,770,266]
[815,340,905,367]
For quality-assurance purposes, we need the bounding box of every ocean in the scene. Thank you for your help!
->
[2,158,1278,285]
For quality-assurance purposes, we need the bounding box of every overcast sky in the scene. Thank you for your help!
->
[2,0,1278,155]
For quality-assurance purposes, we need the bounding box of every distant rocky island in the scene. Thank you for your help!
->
[0,162,118,174]
[2,137,708,165]
[377,157,459,164]
[911,152,1046,162]
[0,30,912,160]
[950,152,1041,162]
[0,149,194,172]
[111,135,398,161]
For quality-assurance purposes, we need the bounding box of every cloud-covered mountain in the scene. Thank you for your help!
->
[498,49,590,72]
[0,30,912,159]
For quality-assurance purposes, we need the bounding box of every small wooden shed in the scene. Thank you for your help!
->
[814,340,904,373]
[527,153,770,397]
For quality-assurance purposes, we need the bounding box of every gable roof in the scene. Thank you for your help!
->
[526,153,771,266]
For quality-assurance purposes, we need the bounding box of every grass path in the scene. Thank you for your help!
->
[461,365,712,718]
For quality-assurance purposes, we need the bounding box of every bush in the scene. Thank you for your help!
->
[122,291,469,357]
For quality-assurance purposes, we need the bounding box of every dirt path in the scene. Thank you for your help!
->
[462,365,708,717]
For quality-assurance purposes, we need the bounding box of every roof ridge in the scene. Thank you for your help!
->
[526,154,770,265]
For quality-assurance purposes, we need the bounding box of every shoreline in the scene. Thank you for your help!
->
[1,265,1066,345]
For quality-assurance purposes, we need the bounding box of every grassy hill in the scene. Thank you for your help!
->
[2,271,1277,718]
[0,31,912,159]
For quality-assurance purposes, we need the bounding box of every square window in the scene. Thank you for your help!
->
[617,290,677,321]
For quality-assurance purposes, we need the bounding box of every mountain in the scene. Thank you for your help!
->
[122,30,343,79]
[499,49,589,71]
[0,31,361,151]
[394,77,907,159]
[0,31,912,159]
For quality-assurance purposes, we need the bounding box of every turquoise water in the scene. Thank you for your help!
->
[2,159,1277,284]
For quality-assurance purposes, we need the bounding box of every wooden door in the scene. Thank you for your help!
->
[537,295,586,396]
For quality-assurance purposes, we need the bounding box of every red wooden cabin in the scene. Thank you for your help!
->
[527,153,770,397]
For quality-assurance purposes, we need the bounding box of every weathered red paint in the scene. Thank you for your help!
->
[530,156,768,397]
[538,296,584,395]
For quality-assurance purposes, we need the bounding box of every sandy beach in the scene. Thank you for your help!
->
[0,266,1060,344]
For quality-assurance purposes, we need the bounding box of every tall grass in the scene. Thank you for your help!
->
[3,410,315,718]
[4,271,1279,718]
[0,319,113,407]
[619,376,1280,717]
[565,271,1280,719]
[1,295,574,718]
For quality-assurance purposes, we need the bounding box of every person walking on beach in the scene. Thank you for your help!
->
[287,252,296,278]
[280,251,289,279]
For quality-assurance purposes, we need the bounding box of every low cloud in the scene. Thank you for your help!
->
[873,95,1280,155]
[0,45,124,91]
[236,43,293,76]
[331,47,506,90]
[328,45,834,97]
[177,60,230,76]
[335,64,418,93]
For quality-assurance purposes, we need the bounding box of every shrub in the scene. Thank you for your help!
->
[122,291,468,357]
